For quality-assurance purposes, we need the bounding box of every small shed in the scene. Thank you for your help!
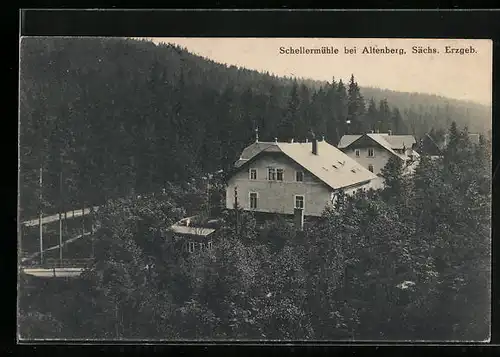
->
[168,224,217,254]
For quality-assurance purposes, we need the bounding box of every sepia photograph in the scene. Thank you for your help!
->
[18,36,492,342]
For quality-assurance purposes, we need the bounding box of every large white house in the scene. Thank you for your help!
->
[225,136,384,217]
[337,132,420,175]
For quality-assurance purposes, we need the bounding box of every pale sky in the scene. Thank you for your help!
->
[143,37,492,106]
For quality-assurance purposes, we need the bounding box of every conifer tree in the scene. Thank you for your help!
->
[365,98,378,132]
[297,83,311,138]
[377,99,391,133]
[380,155,406,201]
[278,80,300,140]
[336,79,349,136]
[309,90,326,139]
[390,107,406,134]
[347,74,366,134]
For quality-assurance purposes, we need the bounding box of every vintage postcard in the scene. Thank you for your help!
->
[18,37,492,342]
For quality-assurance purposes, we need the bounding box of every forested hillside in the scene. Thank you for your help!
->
[19,37,491,219]
[18,125,491,341]
[361,87,492,135]
[18,37,491,341]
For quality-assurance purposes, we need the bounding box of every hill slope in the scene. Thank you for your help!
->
[360,87,491,134]
[19,37,490,218]
[295,80,491,135]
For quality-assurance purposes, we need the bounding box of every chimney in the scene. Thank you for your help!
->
[274,137,278,143]
[305,138,309,143]
[312,137,318,155]
[294,208,304,231]
[255,127,259,143]
[322,135,325,142]
[291,138,294,143]
[388,130,392,136]
[371,130,374,133]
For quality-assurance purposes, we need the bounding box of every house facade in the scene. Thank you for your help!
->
[337,132,419,175]
[225,138,383,217]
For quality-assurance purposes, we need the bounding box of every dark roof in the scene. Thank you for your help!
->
[418,133,443,156]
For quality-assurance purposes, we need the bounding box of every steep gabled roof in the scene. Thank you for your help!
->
[337,135,362,149]
[383,135,416,149]
[366,133,403,159]
[338,133,417,161]
[234,142,280,168]
[231,140,377,190]
[339,133,416,149]
[419,133,443,156]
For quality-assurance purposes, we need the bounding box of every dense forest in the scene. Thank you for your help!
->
[19,37,491,220]
[18,37,492,341]
[18,124,491,341]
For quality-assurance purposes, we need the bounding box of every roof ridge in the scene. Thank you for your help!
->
[277,141,377,189]
[366,133,404,160]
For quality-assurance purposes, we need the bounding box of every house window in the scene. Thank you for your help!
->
[294,195,304,209]
[199,242,206,251]
[188,241,196,253]
[207,241,212,250]
[268,168,276,180]
[249,168,257,180]
[276,168,284,181]
[368,164,374,172]
[355,149,360,157]
[249,192,258,209]
[296,171,304,182]
[368,148,374,157]
[268,167,284,181]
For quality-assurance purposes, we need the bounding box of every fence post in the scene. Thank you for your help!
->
[39,165,43,265]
